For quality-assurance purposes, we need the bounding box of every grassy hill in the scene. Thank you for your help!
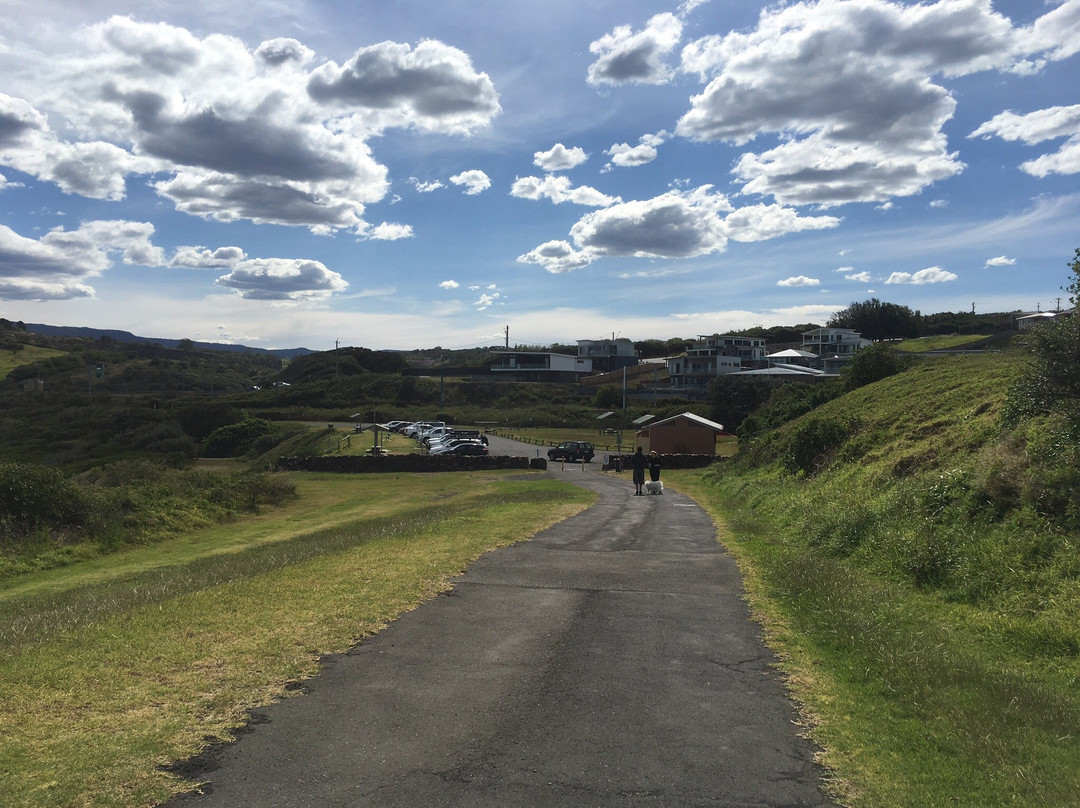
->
[671,350,1080,807]
[0,344,68,381]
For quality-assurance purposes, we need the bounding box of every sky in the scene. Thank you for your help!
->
[0,0,1078,351]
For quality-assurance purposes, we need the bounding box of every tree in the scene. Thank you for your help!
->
[1007,248,1080,425]
[841,342,908,391]
[706,375,775,432]
[595,386,623,408]
[828,298,920,341]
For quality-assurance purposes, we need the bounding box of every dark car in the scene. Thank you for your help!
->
[547,440,595,462]
[447,441,488,456]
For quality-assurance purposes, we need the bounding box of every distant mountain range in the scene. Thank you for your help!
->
[23,323,315,358]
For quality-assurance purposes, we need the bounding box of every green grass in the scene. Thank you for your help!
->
[0,470,594,807]
[894,334,988,352]
[664,351,1080,807]
[0,345,68,380]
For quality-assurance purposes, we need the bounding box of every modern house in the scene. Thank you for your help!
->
[727,347,830,379]
[490,351,591,383]
[801,328,872,356]
[576,338,638,373]
[667,334,767,390]
[634,411,732,455]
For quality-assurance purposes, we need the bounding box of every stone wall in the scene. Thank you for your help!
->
[275,454,544,473]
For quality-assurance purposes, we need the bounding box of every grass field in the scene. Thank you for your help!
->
[894,334,988,351]
[0,345,67,380]
[0,470,594,807]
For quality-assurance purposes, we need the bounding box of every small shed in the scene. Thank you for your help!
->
[634,412,731,455]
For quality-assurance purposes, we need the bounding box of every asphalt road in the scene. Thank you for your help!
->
[163,436,836,807]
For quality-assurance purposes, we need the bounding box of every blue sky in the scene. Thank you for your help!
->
[0,0,1078,351]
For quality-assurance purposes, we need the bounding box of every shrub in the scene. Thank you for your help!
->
[0,462,96,543]
[782,414,858,476]
[201,418,273,457]
[841,342,910,391]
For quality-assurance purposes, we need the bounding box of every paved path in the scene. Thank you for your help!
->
[164,437,836,807]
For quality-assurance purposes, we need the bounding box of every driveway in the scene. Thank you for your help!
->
[164,436,836,807]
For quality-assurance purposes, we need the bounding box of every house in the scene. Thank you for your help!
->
[577,338,638,373]
[1015,311,1060,330]
[634,411,732,455]
[766,348,819,367]
[801,327,871,356]
[490,351,591,383]
[668,333,767,390]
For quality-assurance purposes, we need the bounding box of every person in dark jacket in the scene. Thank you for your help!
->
[631,446,648,495]
[648,451,661,483]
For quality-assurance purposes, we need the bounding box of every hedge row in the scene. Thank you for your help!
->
[275,455,543,473]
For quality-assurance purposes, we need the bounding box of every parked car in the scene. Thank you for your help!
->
[547,440,595,462]
[430,437,486,455]
[445,441,488,456]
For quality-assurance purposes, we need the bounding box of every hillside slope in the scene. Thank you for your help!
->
[681,351,1080,808]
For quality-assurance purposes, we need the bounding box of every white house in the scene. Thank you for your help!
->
[801,328,872,356]
[668,333,766,390]
[490,351,591,383]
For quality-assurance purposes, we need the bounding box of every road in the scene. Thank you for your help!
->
[163,434,836,807]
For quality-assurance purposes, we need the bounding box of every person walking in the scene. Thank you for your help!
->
[630,446,648,496]
[648,451,661,492]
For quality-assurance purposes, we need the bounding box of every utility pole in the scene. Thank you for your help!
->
[504,325,509,348]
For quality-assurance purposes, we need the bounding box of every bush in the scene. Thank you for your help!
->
[0,462,97,544]
[201,418,273,457]
[782,414,858,476]
[842,342,910,391]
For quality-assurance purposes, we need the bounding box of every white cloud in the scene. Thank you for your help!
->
[410,178,444,192]
[845,270,872,282]
[722,203,840,242]
[587,12,683,86]
[985,255,1016,267]
[440,280,460,289]
[170,245,246,268]
[475,292,501,310]
[0,92,160,200]
[0,219,163,300]
[510,175,619,207]
[306,38,501,135]
[516,240,594,274]
[673,0,1080,207]
[970,105,1080,177]
[533,143,588,171]
[567,186,731,262]
[885,266,958,284]
[215,258,348,301]
[361,222,414,240]
[450,169,491,195]
[606,133,668,168]
[520,186,841,271]
[0,18,502,231]
[777,275,820,287]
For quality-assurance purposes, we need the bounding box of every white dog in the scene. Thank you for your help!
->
[644,480,664,495]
